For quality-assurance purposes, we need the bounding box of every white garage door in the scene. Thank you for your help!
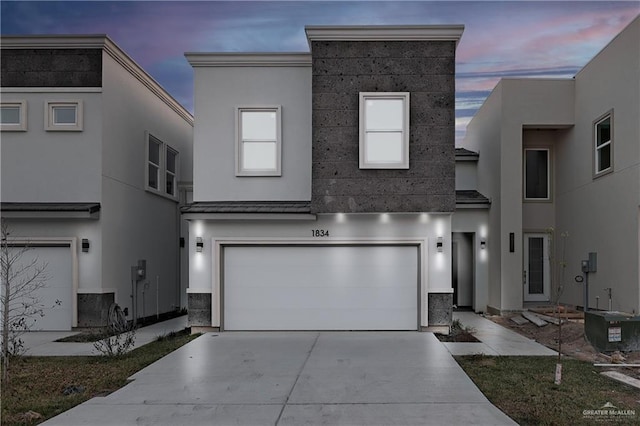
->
[223,245,418,331]
[7,245,73,331]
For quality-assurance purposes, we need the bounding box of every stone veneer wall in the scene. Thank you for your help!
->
[188,293,212,327]
[428,293,453,326]
[77,293,114,327]
[311,40,456,213]
[1,49,102,87]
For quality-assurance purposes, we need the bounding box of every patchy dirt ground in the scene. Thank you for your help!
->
[487,314,640,379]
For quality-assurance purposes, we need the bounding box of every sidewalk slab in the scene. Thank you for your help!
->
[19,315,188,356]
[447,311,557,356]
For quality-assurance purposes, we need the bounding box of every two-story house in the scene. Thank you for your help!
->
[1,35,193,330]
[462,16,639,314]
[183,25,467,331]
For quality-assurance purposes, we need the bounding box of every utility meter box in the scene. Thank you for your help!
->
[585,310,640,352]
[581,252,597,273]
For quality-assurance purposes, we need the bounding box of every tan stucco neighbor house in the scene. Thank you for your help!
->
[461,15,640,315]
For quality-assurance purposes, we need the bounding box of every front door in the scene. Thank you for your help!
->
[524,233,550,302]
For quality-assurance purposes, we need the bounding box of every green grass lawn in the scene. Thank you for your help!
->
[457,355,640,425]
[1,330,200,426]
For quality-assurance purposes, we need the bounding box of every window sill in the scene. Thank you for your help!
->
[523,198,553,204]
[359,164,410,170]
[236,171,282,177]
[145,187,179,202]
[0,126,27,132]
[45,127,83,132]
[593,168,613,180]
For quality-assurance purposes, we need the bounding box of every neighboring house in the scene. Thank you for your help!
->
[1,35,193,330]
[462,16,639,314]
[183,25,472,331]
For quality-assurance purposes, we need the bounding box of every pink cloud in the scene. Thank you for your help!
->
[457,5,638,70]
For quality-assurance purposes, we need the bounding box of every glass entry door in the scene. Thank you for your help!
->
[524,233,550,302]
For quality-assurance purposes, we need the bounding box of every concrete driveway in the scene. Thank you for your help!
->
[43,332,516,426]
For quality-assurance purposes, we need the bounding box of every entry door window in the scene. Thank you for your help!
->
[524,234,550,302]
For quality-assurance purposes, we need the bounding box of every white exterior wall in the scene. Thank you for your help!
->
[188,213,451,328]
[455,161,477,190]
[2,219,100,303]
[191,64,312,202]
[100,51,193,316]
[1,90,102,202]
[1,89,104,296]
[555,17,640,313]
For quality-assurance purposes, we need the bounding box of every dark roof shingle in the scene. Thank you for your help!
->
[456,190,490,205]
[181,201,311,214]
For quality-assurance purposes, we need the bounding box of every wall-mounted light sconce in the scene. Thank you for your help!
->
[81,238,90,253]
[196,237,204,252]
[436,237,444,253]
[480,239,486,250]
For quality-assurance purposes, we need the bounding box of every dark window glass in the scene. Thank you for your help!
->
[525,150,549,199]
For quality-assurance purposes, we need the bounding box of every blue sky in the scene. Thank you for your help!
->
[2,1,638,142]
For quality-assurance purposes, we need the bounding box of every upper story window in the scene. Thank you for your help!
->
[594,112,613,177]
[236,106,282,176]
[524,148,550,201]
[147,135,162,191]
[0,100,27,131]
[146,132,179,200]
[359,92,410,169]
[45,100,83,131]
[166,146,178,196]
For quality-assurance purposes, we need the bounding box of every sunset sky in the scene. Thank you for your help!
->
[2,1,638,142]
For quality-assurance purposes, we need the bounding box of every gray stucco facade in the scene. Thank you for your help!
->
[310,40,457,213]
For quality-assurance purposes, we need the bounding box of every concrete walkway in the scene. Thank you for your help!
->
[442,311,557,356]
[42,332,517,426]
[19,315,188,356]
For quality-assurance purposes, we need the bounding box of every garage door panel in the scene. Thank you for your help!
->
[226,286,416,310]
[227,307,416,331]
[7,246,72,331]
[224,245,418,331]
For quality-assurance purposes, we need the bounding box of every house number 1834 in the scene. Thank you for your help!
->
[311,229,330,237]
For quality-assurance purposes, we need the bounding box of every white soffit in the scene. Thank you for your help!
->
[185,52,312,67]
[305,25,465,47]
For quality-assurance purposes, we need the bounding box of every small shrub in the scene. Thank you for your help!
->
[93,304,136,357]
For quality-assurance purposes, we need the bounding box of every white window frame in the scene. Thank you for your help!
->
[147,134,162,192]
[165,146,179,197]
[594,111,613,178]
[145,131,179,201]
[45,100,83,131]
[235,106,282,176]
[359,92,410,169]
[0,100,27,131]
[524,148,551,201]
